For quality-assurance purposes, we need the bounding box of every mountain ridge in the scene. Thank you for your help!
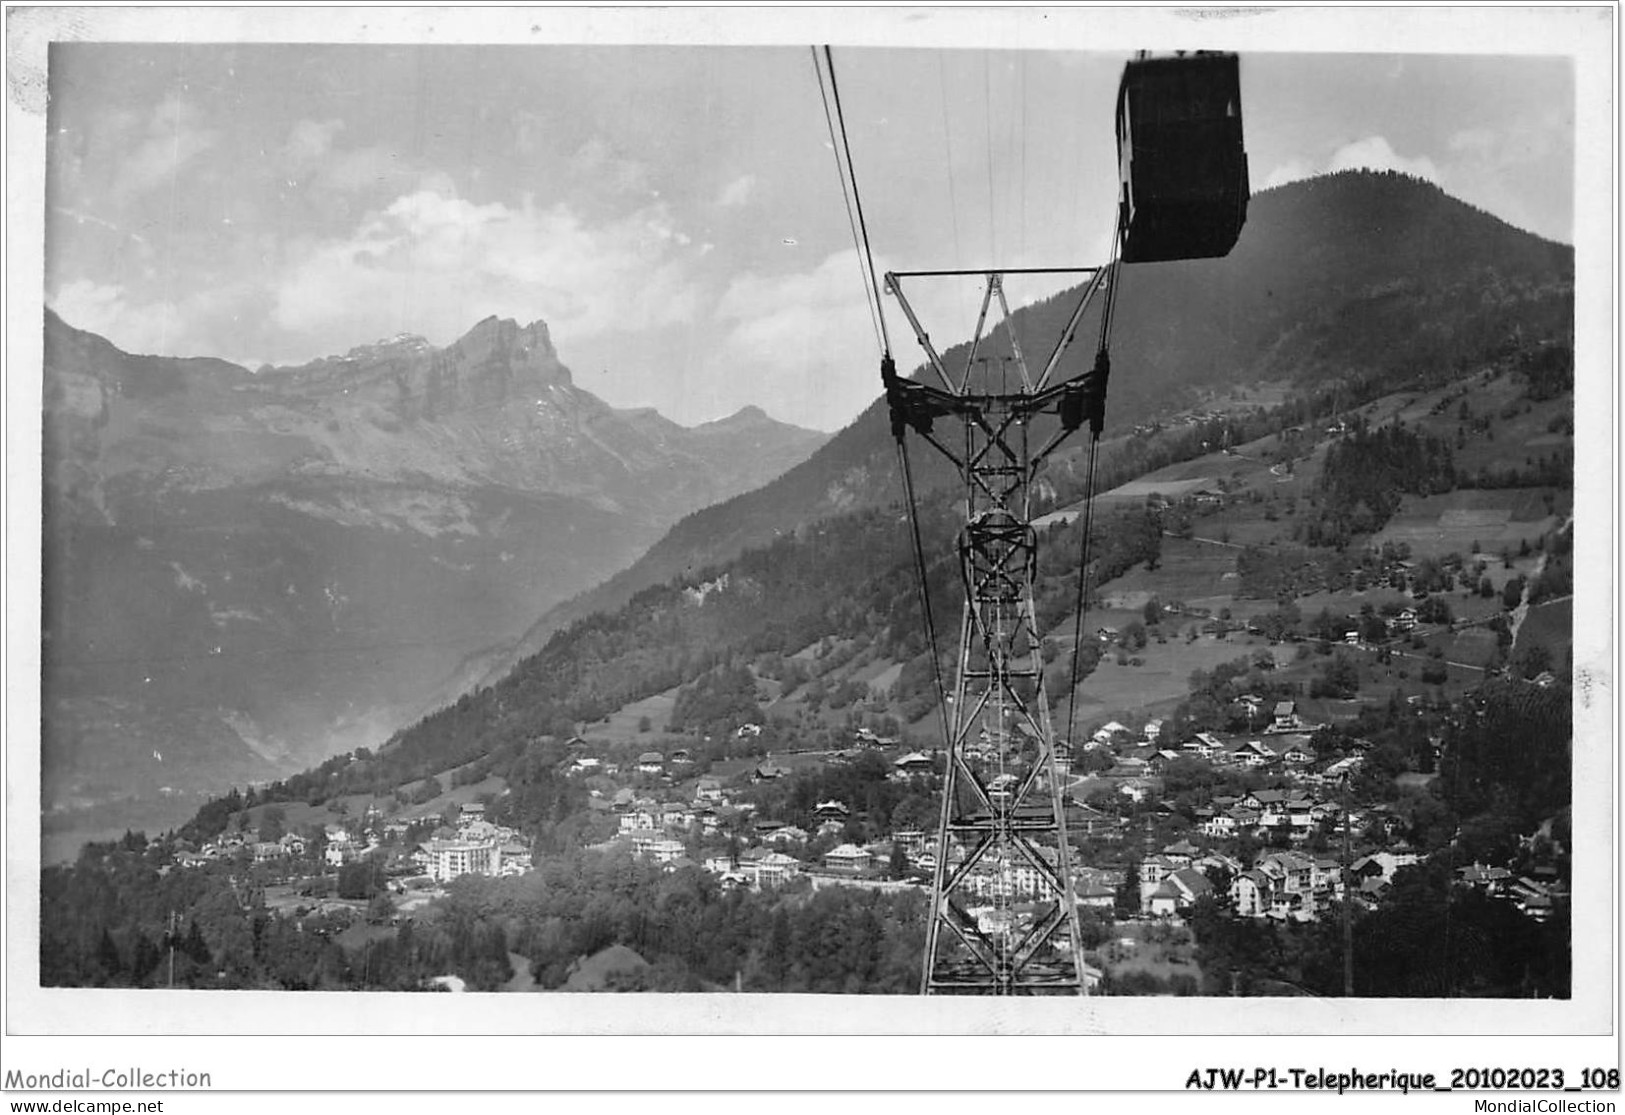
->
[475,170,1574,685]
[41,309,829,837]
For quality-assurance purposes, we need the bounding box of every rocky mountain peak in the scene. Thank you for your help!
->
[450,315,567,383]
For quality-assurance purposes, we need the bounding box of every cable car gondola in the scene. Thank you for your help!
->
[1116,51,1249,264]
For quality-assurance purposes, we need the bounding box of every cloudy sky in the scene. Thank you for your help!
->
[40,10,1586,431]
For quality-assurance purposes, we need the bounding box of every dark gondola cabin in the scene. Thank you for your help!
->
[1116,51,1249,264]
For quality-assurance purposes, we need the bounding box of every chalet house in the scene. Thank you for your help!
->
[632,836,686,864]
[1309,801,1340,824]
[823,844,873,874]
[660,803,694,829]
[694,778,725,803]
[1142,718,1165,743]
[1233,740,1275,767]
[1161,839,1200,864]
[1394,607,1418,631]
[636,752,665,775]
[1312,858,1344,906]
[1200,812,1236,839]
[460,819,499,843]
[1350,851,1419,883]
[892,829,927,854]
[1271,701,1302,732]
[618,810,658,835]
[251,841,283,863]
[668,748,692,765]
[500,841,532,875]
[1092,720,1130,744]
[1230,870,1271,916]
[1508,876,1558,920]
[813,800,851,821]
[1117,779,1150,803]
[736,723,763,738]
[458,802,486,828]
[1075,880,1117,909]
[1147,868,1214,916]
[1255,851,1316,916]
[1323,755,1363,779]
[764,825,809,846]
[1277,738,1317,764]
[1457,863,1513,894]
[892,751,935,780]
[278,832,307,855]
[746,851,801,888]
[754,761,791,781]
[1184,733,1222,758]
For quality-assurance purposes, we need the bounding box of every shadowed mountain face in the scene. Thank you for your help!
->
[40,311,826,837]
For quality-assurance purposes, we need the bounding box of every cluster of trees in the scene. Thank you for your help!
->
[667,664,763,737]
[1187,856,1568,998]
[426,848,928,994]
[1458,449,1574,491]
[1305,422,1456,548]
[1527,523,1574,605]
[1517,341,1573,402]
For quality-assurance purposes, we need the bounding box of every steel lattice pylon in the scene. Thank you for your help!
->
[882,266,1115,996]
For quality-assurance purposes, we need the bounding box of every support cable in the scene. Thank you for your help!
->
[822,45,891,356]
[1063,209,1124,750]
[896,436,956,756]
[1062,431,1103,756]
[811,47,884,356]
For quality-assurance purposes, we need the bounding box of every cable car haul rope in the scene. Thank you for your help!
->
[813,45,1248,995]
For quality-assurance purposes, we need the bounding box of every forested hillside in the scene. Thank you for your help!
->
[491,170,1573,675]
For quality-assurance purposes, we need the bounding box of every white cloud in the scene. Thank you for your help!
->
[48,278,248,361]
[1260,158,1316,190]
[271,187,702,351]
[1326,136,1440,183]
[112,94,217,201]
[1259,137,1440,195]
[713,250,890,431]
[717,174,757,208]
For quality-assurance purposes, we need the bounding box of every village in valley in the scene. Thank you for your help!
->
[142,637,1562,993]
